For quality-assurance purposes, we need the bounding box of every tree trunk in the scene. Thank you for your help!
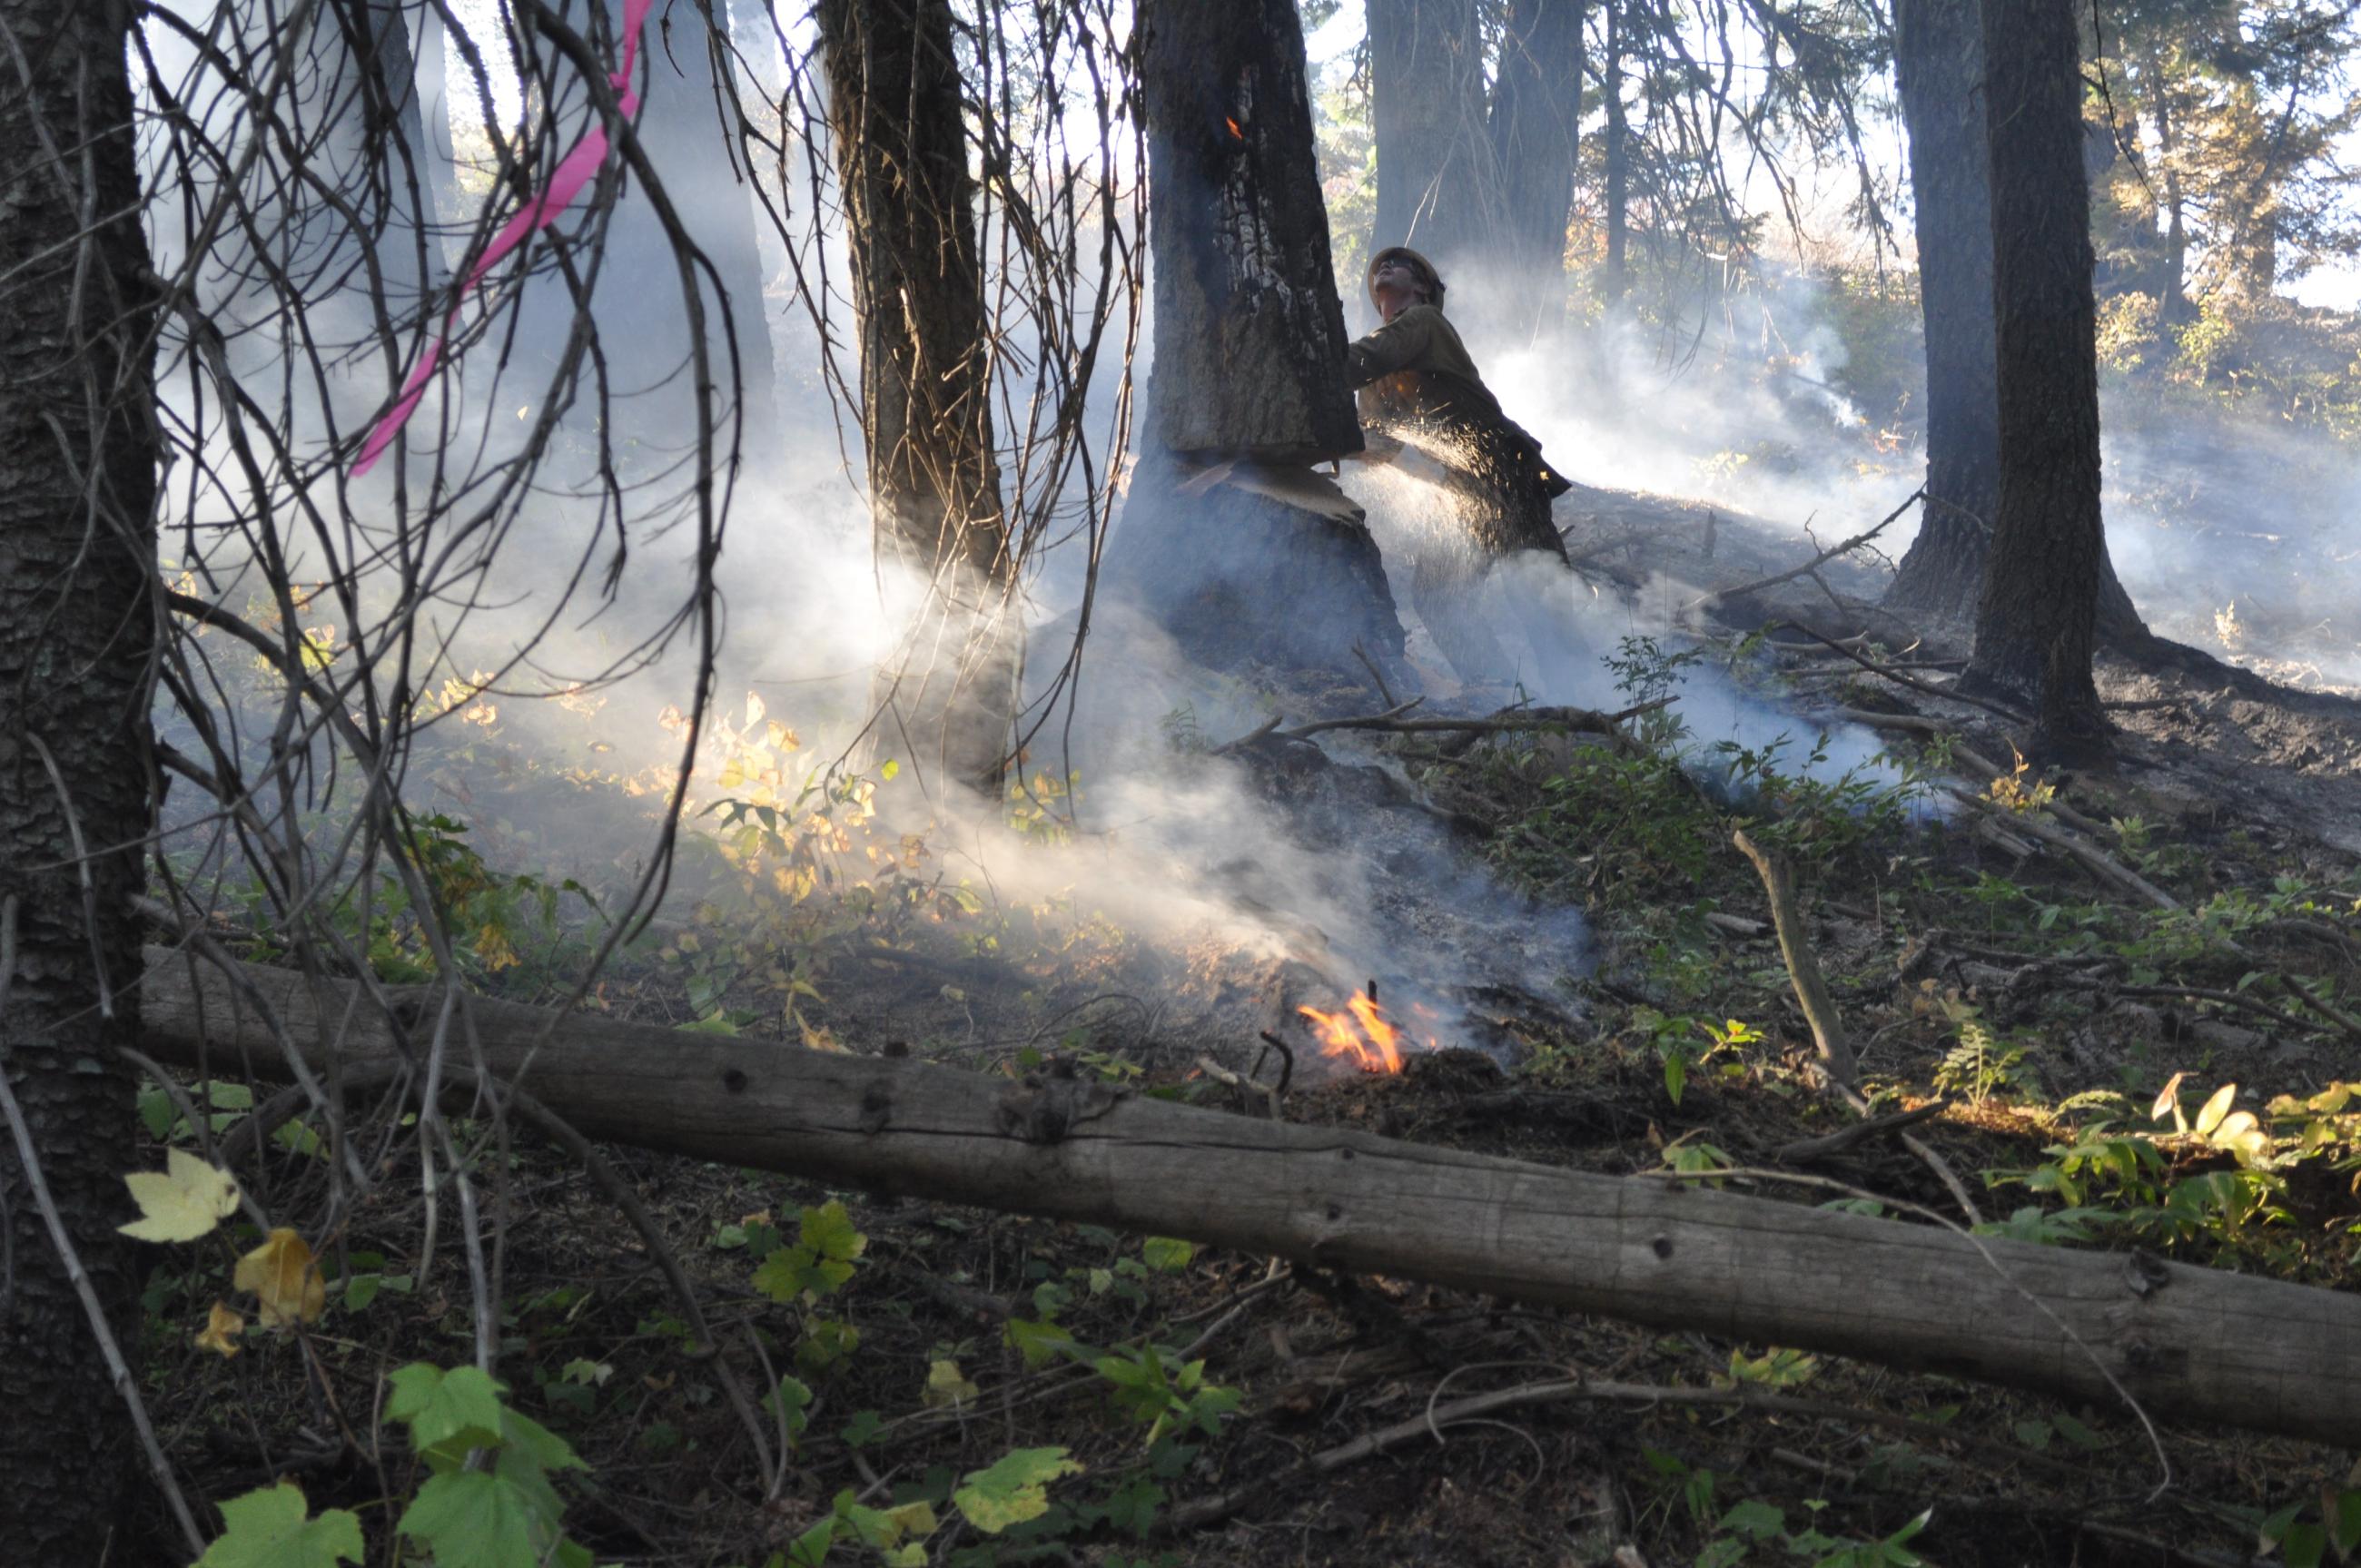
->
[591,0,781,445]
[817,0,1020,797]
[1140,0,1365,464]
[0,0,161,1553]
[139,951,2361,1451]
[2150,54,2190,324]
[1966,0,2108,742]
[1885,0,1999,619]
[1111,0,1408,695]
[1602,0,1630,307]
[1486,0,1586,341]
[356,0,449,296]
[1368,0,1488,288]
[412,0,461,244]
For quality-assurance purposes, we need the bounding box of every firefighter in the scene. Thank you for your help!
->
[1345,246,1575,691]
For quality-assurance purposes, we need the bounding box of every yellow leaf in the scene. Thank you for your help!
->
[924,1358,981,1408]
[195,1299,246,1358]
[119,1149,241,1243]
[234,1228,327,1328]
[2194,1082,2238,1139]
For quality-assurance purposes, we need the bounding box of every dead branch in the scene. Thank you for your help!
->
[1170,1367,2102,1532]
[1772,1100,1950,1163]
[1775,623,2027,722]
[1682,486,1921,616]
[1731,831,1981,1227]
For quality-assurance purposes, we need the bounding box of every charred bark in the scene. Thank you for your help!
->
[1111,0,1408,693]
[817,0,1019,795]
[141,951,2361,1451]
[1486,0,1586,340]
[1140,0,1364,463]
[0,0,162,1553]
[1368,0,1490,285]
[1884,0,1998,619]
[1967,0,2108,742]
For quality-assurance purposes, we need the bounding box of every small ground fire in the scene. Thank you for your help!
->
[1298,988,1437,1074]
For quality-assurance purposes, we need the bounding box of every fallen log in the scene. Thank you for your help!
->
[138,948,2361,1447]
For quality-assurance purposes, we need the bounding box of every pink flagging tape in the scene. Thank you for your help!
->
[351,0,654,478]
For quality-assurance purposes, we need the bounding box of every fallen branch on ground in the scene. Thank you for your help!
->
[134,947,2361,1448]
[1731,831,1982,1228]
[1681,487,1922,616]
[1775,623,2026,723]
[1170,1369,2099,1532]
[1212,697,1670,754]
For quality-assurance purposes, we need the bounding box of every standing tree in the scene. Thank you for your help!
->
[1487,0,1586,339]
[0,0,163,1553]
[1966,0,2109,741]
[1884,0,2000,616]
[816,0,1020,796]
[1367,0,1493,286]
[1110,0,1408,688]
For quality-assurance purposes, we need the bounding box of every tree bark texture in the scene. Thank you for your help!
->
[140,952,2361,1450]
[1486,0,1586,340]
[817,0,1020,795]
[1368,0,1492,284]
[1967,0,2107,738]
[1885,0,1999,619]
[1113,0,1406,695]
[1139,0,1364,462]
[0,0,162,1553]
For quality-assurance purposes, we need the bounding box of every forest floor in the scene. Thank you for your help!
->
[134,483,2361,1568]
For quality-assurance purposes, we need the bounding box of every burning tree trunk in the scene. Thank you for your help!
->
[1486,0,1586,341]
[817,0,1020,795]
[139,951,2361,1451]
[0,0,163,1551]
[1111,0,1409,690]
[1966,0,2109,741]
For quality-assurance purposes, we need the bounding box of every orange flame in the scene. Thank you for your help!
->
[1299,992,1407,1073]
[1225,115,1244,141]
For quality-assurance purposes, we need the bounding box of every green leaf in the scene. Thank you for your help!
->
[768,1375,814,1439]
[952,1446,1084,1534]
[2330,1491,2361,1560]
[801,1200,866,1265]
[398,1472,558,1568]
[840,1409,884,1449]
[1142,1237,1198,1273]
[196,1484,363,1568]
[2288,1524,2331,1568]
[1006,1317,1081,1370]
[386,1364,505,1455]
[2195,1082,2239,1139]
[1720,1499,1787,1539]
